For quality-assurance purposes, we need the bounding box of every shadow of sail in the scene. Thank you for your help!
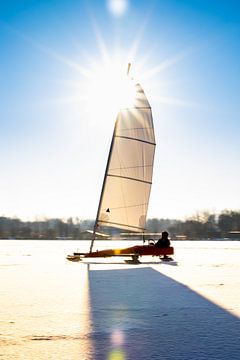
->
[88,267,240,360]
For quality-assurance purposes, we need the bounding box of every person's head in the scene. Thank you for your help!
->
[162,231,169,239]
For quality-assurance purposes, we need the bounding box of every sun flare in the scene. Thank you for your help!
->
[23,12,197,126]
[85,61,137,121]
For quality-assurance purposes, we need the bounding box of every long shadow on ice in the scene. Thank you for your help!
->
[88,266,240,360]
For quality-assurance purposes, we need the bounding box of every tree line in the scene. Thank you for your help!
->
[0,217,94,240]
[146,210,240,239]
[0,210,240,240]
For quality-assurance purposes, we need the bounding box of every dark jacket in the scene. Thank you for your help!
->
[155,238,170,248]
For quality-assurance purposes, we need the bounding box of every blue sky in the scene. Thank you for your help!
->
[0,0,240,220]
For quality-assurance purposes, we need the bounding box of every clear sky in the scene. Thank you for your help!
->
[0,0,240,221]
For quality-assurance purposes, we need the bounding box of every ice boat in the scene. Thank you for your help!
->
[67,64,174,263]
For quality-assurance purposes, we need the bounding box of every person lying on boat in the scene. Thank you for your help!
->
[155,231,171,260]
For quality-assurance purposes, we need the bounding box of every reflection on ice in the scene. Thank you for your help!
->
[78,264,92,337]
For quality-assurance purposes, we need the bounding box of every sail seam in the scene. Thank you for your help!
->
[111,164,153,171]
[115,135,156,146]
[120,127,153,131]
[108,173,152,185]
[98,220,145,231]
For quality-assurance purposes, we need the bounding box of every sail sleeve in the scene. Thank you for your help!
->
[96,82,156,233]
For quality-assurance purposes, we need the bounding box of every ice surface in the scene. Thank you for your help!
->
[0,240,239,359]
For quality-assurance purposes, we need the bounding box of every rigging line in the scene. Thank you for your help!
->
[142,143,146,186]
[103,203,148,210]
[115,135,156,146]
[108,173,152,185]
[110,164,153,171]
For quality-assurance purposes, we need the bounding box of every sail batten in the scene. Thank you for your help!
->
[108,173,152,185]
[98,220,146,231]
[115,135,156,145]
[92,78,155,245]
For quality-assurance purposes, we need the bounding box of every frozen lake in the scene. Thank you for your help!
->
[0,240,239,359]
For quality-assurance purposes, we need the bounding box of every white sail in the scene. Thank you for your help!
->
[94,80,156,234]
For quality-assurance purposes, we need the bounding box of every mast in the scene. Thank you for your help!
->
[127,62,131,76]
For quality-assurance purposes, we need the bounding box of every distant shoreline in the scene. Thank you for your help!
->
[0,238,239,241]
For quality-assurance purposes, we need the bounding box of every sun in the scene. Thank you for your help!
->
[107,0,128,17]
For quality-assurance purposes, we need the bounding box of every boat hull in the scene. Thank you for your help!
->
[75,245,174,258]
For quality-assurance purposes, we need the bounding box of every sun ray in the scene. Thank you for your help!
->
[126,6,154,64]
[1,13,202,125]
[0,21,92,79]
[89,14,111,65]
[46,95,88,105]
[53,79,86,90]
[141,50,189,81]
[151,95,201,109]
